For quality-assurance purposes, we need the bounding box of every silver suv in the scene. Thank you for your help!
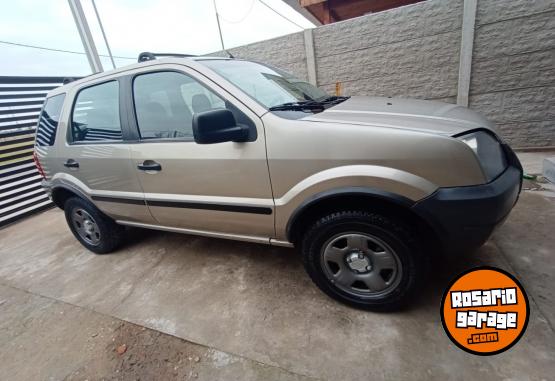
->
[34,53,522,310]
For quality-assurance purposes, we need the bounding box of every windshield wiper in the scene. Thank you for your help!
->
[268,96,350,112]
[318,95,350,104]
[268,100,324,112]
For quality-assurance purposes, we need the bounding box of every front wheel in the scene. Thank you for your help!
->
[301,211,425,311]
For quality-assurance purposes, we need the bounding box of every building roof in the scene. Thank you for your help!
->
[296,0,424,25]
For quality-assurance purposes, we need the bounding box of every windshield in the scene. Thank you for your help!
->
[201,60,329,109]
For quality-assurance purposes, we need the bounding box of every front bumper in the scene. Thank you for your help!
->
[412,145,522,256]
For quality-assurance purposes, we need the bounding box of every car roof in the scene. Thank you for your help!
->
[47,56,233,97]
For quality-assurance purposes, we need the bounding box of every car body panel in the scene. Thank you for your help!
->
[42,78,154,223]
[260,111,486,240]
[305,96,496,136]
[130,141,274,236]
[123,64,275,237]
[45,61,275,238]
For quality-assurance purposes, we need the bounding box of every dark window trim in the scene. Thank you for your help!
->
[67,79,126,145]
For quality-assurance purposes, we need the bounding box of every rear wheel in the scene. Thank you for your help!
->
[301,210,425,310]
[64,197,124,254]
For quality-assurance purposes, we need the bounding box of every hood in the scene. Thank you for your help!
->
[303,96,496,136]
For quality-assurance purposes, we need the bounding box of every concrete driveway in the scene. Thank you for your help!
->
[0,191,554,380]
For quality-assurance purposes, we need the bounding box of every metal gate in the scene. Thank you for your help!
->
[0,76,66,227]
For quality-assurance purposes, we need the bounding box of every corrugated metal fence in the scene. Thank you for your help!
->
[0,76,65,227]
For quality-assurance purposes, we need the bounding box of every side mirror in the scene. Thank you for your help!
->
[192,109,249,144]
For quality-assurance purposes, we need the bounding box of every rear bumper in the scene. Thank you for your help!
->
[412,145,522,256]
[41,180,53,198]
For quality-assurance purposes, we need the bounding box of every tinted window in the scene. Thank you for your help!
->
[71,81,122,143]
[36,93,65,146]
[133,71,229,140]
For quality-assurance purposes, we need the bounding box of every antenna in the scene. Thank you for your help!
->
[211,0,234,59]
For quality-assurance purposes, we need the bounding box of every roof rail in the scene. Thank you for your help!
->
[63,77,78,85]
[138,52,197,63]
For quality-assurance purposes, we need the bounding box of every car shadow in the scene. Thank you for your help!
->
[121,226,489,313]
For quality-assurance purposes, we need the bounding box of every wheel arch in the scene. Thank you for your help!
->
[286,187,439,250]
[51,185,89,210]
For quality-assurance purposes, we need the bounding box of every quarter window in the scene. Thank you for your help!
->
[36,93,65,146]
[70,81,122,143]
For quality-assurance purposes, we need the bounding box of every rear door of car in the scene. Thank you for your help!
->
[123,65,274,240]
[57,77,154,223]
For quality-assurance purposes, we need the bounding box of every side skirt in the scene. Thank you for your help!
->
[116,220,293,247]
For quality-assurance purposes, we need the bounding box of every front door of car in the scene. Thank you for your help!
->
[61,79,154,223]
[126,69,274,239]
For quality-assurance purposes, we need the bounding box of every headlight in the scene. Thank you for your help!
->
[458,131,507,182]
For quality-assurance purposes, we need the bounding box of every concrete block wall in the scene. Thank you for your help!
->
[211,32,308,80]
[470,0,555,148]
[312,0,463,102]
[211,0,554,148]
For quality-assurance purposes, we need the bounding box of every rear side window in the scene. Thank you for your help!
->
[35,93,65,146]
[70,81,122,143]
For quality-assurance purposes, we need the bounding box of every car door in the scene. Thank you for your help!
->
[60,78,154,223]
[126,67,274,240]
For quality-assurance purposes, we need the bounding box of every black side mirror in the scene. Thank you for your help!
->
[192,109,249,144]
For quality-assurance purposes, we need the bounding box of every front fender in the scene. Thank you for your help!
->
[273,165,438,240]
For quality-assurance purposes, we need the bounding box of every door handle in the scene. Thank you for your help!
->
[64,159,79,168]
[137,160,162,171]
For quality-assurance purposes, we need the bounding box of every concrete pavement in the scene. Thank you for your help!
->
[0,284,311,380]
[0,191,554,380]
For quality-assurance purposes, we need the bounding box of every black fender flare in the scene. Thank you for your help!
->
[50,183,91,208]
[285,186,416,242]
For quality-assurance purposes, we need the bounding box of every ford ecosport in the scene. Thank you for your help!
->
[34,53,522,310]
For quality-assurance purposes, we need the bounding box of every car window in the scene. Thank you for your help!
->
[36,93,65,146]
[133,71,234,140]
[70,81,122,143]
[181,81,226,111]
[201,60,328,108]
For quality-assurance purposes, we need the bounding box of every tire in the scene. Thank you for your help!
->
[64,197,124,254]
[301,211,425,311]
